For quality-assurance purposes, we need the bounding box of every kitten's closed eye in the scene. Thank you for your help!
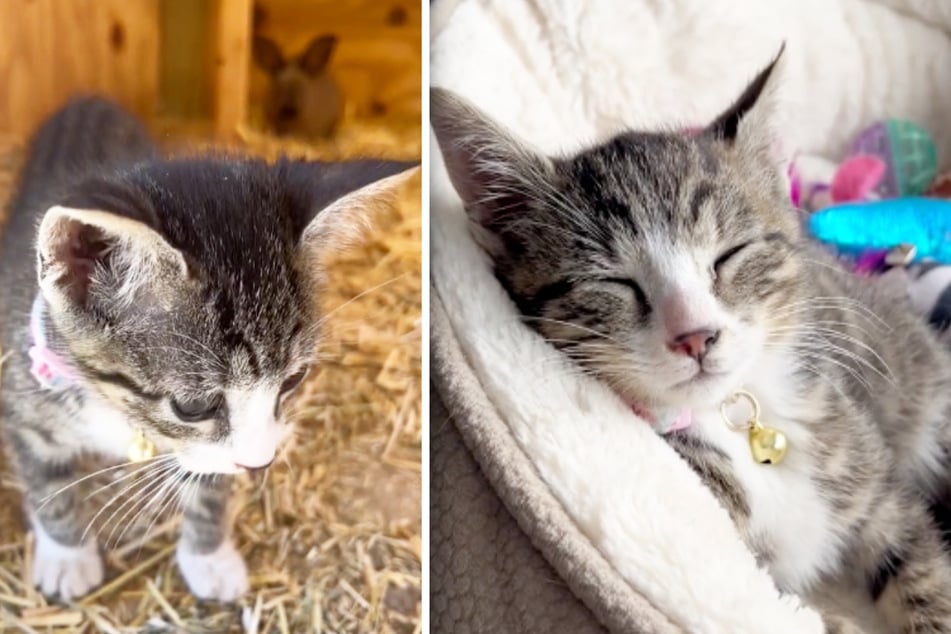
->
[713,242,752,275]
[171,394,223,422]
[600,277,649,309]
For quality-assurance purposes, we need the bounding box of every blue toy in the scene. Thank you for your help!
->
[808,198,951,265]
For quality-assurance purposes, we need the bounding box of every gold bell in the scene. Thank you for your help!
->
[721,390,788,466]
[128,428,157,463]
[748,420,788,465]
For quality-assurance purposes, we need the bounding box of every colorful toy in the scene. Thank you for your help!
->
[793,120,939,212]
[804,154,888,210]
[808,198,951,265]
[852,249,889,276]
[851,119,938,198]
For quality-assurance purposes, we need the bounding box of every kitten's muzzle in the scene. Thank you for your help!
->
[667,329,720,362]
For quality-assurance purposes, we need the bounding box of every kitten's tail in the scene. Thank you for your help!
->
[14,97,157,208]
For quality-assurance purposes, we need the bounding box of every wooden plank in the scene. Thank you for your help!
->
[0,0,160,139]
[210,0,253,137]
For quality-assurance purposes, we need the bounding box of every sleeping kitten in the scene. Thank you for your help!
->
[0,98,415,601]
[432,54,951,633]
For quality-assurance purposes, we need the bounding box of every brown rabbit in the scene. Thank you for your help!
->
[252,34,343,139]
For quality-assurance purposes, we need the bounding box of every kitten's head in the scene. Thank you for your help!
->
[36,157,416,473]
[432,50,805,409]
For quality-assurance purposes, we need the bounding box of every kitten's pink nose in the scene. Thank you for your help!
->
[667,329,719,362]
[235,458,274,474]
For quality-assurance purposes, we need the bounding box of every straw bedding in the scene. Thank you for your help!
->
[0,117,422,633]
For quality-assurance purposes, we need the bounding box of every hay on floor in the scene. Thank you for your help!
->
[0,116,421,633]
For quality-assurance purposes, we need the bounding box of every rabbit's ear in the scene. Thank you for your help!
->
[298,35,337,76]
[253,36,285,74]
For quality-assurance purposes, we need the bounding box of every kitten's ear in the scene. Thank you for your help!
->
[297,160,419,256]
[430,88,552,230]
[706,44,786,156]
[36,204,189,312]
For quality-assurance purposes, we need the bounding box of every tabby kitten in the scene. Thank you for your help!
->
[0,98,415,601]
[432,54,951,633]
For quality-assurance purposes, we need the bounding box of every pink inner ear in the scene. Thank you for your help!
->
[54,220,111,306]
[831,155,886,203]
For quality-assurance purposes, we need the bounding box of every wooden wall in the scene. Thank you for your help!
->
[0,0,160,139]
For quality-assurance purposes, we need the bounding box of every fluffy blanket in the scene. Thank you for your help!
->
[430,1,951,632]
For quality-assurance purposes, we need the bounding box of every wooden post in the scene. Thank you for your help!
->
[210,0,252,138]
[159,0,212,120]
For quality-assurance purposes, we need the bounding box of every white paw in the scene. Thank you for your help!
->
[31,522,103,600]
[176,539,248,602]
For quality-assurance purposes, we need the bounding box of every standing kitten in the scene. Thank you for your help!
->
[0,98,415,601]
[432,55,951,632]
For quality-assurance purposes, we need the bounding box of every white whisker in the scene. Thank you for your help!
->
[38,454,172,510]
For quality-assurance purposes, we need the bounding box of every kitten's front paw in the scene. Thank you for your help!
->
[31,525,103,600]
[176,539,248,602]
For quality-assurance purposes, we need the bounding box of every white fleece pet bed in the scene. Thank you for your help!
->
[430,1,951,632]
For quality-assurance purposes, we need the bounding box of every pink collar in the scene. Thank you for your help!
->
[28,296,75,390]
[631,401,693,435]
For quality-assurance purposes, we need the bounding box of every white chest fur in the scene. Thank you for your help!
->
[690,367,848,593]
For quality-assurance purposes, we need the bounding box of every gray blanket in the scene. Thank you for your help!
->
[431,295,678,633]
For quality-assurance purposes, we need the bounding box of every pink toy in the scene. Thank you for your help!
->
[799,154,888,211]
[830,155,887,203]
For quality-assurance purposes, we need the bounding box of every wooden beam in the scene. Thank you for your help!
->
[210,0,252,137]
[159,0,213,119]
